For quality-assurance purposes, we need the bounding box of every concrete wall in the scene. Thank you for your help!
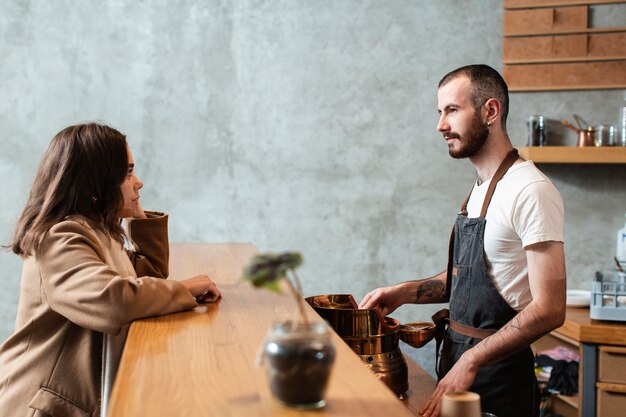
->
[2,1,626,374]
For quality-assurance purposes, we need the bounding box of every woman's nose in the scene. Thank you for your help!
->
[135,178,143,190]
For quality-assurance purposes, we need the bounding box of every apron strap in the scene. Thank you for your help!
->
[449,319,498,339]
[432,310,499,378]
[480,148,519,218]
[432,308,449,379]
[444,227,454,300]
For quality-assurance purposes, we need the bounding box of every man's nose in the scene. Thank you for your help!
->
[437,115,448,132]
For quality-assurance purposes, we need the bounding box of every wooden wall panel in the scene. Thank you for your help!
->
[504,6,588,35]
[505,0,626,8]
[554,34,587,57]
[503,36,554,61]
[503,64,553,88]
[588,32,626,56]
[553,6,588,31]
[504,34,587,62]
[503,1,626,90]
[504,9,554,35]
[504,61,626,90]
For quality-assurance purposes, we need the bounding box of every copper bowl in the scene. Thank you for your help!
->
[399,322,436,348]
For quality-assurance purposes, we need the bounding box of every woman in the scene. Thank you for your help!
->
[0,123,220,417]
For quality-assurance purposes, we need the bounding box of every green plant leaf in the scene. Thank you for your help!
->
[242,252,302,290]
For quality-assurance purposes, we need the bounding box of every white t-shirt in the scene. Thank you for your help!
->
[465,160,564,311]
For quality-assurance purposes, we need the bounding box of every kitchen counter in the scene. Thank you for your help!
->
[557,306,626,346]
[107,243,434,417]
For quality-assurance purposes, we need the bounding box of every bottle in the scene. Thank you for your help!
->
[618,97,626,146]
[618,214,626,270]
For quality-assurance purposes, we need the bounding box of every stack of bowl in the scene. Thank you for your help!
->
[305,294,435,396]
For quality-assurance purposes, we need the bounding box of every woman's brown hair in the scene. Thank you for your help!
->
[10,123,129,257]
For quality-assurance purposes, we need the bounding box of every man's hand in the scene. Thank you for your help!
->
[359,273,449,315]
[359,283,407,316]
[419,350,480,417]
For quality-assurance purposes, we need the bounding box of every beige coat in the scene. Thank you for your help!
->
[0,212,197,417]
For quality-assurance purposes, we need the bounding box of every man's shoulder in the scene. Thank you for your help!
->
[503,161,559,193]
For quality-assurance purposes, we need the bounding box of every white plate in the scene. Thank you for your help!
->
[566,289,591,307]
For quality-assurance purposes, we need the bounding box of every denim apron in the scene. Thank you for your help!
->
[435,149,539,417]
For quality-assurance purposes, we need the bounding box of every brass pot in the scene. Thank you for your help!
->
[305,294,435,350]
[362,349,409,396]
[305,294,399,338]
[306,294,436,397]
[577,127,597,147]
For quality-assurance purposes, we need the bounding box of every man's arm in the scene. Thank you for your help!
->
[359,270,448,316]
[420,240,566,417]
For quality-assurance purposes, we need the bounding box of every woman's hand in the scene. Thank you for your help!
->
[181,274,222,303]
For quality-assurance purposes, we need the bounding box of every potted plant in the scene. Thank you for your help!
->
[243,252,336,409]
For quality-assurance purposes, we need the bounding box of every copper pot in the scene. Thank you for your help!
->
[562,117,597,147]
[305,294,435,397]
[305,294,436,350]
[577,127,597,147]
[305,294,399,338]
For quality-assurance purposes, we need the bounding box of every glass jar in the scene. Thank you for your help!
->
[262,321,335,409]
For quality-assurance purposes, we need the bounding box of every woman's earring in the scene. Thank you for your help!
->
[91,196,98,204]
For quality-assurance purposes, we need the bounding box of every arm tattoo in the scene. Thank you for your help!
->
[416,280,446,303]
[509,315,523,330]
[479,309,545,363]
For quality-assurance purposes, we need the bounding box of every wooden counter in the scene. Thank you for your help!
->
[556,307,626,346]
[107,243,434,417]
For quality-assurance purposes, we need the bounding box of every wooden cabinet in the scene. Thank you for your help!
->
[518,146,626,163]
[596,346,626,417]
[503,0,626,91]
[534,307,626,417]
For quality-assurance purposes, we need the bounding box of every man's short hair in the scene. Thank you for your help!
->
[438,64,509,130]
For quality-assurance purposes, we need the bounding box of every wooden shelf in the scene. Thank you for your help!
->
[509,84,626,91]
[504,55,626,64]
[504,26,626,37]
[519,146,626,163]
[557,393,579,408]
[505,0,626,9]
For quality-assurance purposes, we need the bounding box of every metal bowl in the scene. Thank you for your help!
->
[305,294,400,337]
[399,322,436,348]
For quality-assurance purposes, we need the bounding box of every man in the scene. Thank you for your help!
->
[359,64,566,417]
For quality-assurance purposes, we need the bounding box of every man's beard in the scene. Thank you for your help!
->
[447,112,490,159]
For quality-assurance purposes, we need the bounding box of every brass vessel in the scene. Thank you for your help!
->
[306,294,434,396]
